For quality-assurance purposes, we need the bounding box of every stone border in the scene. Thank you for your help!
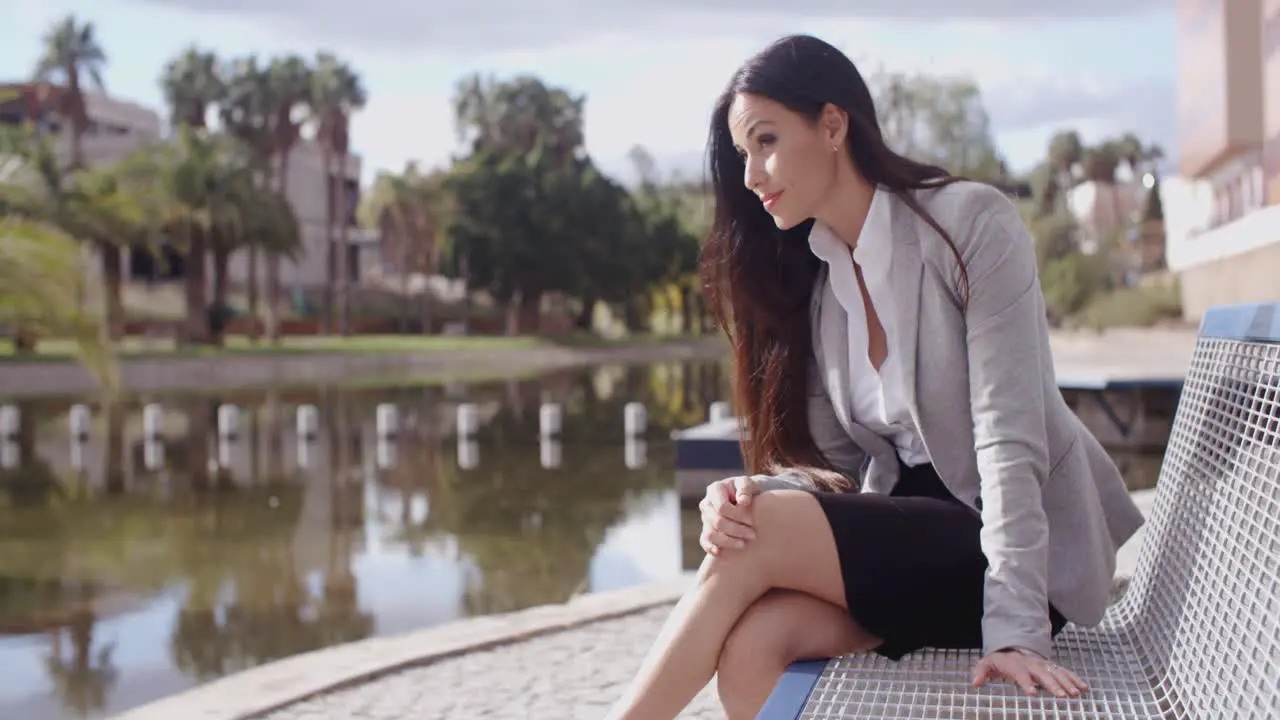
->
[0,337,729,398]
[111,574,694,720]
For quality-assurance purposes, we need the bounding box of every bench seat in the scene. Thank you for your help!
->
[759,301,1280,719]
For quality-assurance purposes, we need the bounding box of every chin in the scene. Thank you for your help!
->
[770,213,803,230]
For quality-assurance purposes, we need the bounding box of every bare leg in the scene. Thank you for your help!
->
[605,490,852,720]
[716,590,879,720]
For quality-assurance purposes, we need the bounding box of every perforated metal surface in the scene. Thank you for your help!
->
[795,335,1280,719]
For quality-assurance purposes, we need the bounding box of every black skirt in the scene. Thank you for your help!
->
[811,460,1067,661]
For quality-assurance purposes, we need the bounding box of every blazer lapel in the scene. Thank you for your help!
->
[810,265,900,474]
[887,192,924,420]
[810,266,856,437]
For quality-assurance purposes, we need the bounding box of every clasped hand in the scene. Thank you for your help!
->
[697,476,1090,699]
[697,476,760,555]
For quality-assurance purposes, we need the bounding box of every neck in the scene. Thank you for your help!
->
[814,161,875,249]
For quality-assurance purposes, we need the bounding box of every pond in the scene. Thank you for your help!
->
[0,358,1166,719]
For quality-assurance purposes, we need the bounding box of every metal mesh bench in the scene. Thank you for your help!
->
[759,302,1280,719]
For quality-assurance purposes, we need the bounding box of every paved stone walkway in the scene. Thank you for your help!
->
[259,605,724,720]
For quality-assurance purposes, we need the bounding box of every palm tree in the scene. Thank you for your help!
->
[0,125,142,342]
[209,181,303,338]
[31,15,107,170]
[452,73,585,160]
[311,52,367,335]
[1047,130,1084,208]
[159,46,225,130]
[218,55,275,338]
[362,162,449,330]
[120,127,253,345]
[264,55,312,343]
[0,216,115,385]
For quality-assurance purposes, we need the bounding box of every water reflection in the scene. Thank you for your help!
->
[0,358,729,719]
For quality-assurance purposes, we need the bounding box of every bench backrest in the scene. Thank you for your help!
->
[1119,302,1280,719]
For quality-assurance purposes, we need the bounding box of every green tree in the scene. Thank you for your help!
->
[869,70,1007,182]
[0,216,115,385]
[1047,130,1084,193]
[117,128,259,344]
[0,125,145,343]
[442,74,591,333]
[363,162,453,330]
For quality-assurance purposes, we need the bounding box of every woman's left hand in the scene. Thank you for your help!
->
[971,649,1088,698]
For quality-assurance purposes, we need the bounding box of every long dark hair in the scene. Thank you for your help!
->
[700,34,971,491]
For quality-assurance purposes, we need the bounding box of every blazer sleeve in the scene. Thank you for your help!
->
[961,197,1054,659]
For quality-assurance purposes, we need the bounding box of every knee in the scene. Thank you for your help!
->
[717,591,805,675]
[697,490,815,580]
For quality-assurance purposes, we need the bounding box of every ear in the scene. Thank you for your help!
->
[819,103,848,149]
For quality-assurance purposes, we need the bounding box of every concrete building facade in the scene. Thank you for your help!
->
[223,137,381,296]
[0,82,163,168]
[1166,0,1280,322]
[1,82,378,298]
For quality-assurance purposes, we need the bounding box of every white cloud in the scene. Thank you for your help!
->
[127,0,1171,53]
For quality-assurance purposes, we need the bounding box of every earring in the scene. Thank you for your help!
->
[832,144,839,152]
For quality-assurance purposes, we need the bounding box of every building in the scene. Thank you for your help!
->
[0,82,163,167]
[2,81,379,299]
[1267,0,1280,202]
[1166,0,1280,321]
[223,137,381,296]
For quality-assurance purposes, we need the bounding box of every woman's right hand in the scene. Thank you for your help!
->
[698,475,760,555]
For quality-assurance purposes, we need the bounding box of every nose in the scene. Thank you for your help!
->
[743,154,766,192]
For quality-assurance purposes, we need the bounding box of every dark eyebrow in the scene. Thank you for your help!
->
[745,119,774,140]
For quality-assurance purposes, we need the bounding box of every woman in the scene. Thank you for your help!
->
[606,34,1145,720]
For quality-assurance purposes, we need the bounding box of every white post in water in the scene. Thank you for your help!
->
[296,404,318,441]
[0,439,17,469]
[376,403,398,439]
[218,442,234,469]
[70,439,86,471]
[143,403,164,440]
[0,405,18,440]
[216,404,238,469]
[69,404,91,442]
[624,402,647,436]
[217,404,239,441]
[539,403,562,438]
[457,437,479,470]
[625,436,647,470]
[377,438,396,470]
[540,436,562,470]
[296,438,311,470]
[709,401,732,424]
[457,403,479,438]
[69,406,90,472]
[144,438,165,471]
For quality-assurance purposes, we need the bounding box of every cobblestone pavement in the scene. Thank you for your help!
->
[259,605,724,720]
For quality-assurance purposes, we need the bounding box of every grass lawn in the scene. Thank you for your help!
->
[0,332,707,363]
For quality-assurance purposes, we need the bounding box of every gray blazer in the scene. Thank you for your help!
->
[757,181,1146,658]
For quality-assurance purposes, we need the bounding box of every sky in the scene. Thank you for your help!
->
[0,0,1178,186]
